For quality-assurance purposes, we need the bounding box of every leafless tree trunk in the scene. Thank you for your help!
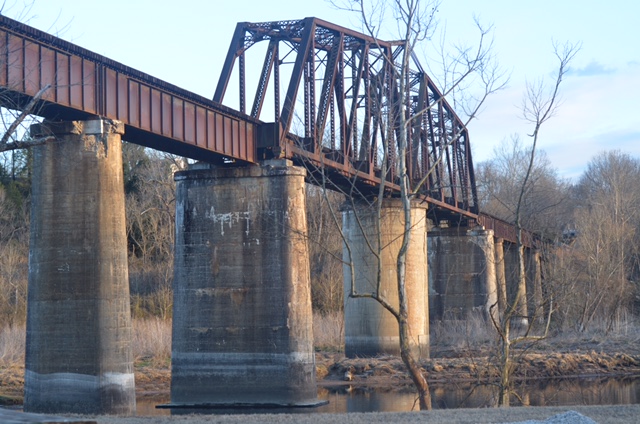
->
[493,41,580,407]
[324,0,507,410]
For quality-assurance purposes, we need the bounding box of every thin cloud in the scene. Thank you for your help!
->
[570,60,616,77]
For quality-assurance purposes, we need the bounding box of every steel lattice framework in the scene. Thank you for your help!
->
[0,14,537,241]
[214,18,479,219]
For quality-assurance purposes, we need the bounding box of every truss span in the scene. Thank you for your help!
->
[0,15,535,244]
[215,18,479,220]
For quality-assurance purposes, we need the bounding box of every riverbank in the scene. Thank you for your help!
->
[317,350,640,388]
[2,317,640,418]
[2,348,640,406]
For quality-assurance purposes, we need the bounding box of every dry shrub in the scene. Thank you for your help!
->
[546,313,640,353]
[0,319,170,372]
[431,310,494,354]
[313,311,344,351]
[0,325,24,366]
[0,319,173,368]
[132,318,171,365]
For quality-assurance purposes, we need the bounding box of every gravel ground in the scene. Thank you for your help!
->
[78,404,640,424]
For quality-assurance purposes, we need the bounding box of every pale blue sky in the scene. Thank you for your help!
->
[5,0,639,180]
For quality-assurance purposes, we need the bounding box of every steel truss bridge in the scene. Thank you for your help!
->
[0,14,525,244]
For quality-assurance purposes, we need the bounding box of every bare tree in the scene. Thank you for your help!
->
[565,151,640,332]
[124,144,182,319]
[491,41,580,406]
[476,136,572,239]
[306,185,345,315]
[318,0,508,410]
[0,183,29,327]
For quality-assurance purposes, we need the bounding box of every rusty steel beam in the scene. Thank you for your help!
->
[0,15,257,163]
[215,18,479,218]
[477,213,536,247]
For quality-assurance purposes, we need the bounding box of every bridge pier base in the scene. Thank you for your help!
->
[427,227,499,322]
[169,159,322,408]
[24,120,135,415]
[342,200,429,359]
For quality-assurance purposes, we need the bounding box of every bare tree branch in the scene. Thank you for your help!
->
[0,84,50,152]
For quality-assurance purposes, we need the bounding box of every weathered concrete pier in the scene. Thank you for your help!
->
[169,159,322,407]
[427,227,498,321]
[342,200,429,359]
[25,120,135,414]
[428,226,544,328]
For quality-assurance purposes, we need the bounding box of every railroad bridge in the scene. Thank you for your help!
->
[0,15,542,413]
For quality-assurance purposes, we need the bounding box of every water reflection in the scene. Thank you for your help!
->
[319,377,640,412]
[317,387,420,413]
[136,376,640,416]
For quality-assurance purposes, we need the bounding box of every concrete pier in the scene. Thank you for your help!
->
[342,200,429,359]
[427,228,498,322]
[526,249,544,322]
[25,120,135,414]
[504,243,529,327]
[494,238,508,318]
[170,159,321,407]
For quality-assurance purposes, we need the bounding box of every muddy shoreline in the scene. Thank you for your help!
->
[316,350,640,387]
[2,349,640,406]
[1,350,640,423]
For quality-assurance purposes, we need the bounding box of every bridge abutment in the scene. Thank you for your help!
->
[25,120,135,415]
[342,200,429,359]
[427,227,499,322]
[170,159,321,407]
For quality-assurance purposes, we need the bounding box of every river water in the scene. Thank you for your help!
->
[137,376,640,416]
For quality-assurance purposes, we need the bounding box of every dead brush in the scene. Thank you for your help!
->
[431,310,495,355]
[0,325,25,366]
[132,317,171,366]
[313,311,344,351]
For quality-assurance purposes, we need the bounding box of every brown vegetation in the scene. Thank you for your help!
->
[2,313,640,406]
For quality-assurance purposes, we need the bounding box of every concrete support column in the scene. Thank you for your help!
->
[504,242,529,327]
[342,199,429,359]
[170,159,321,407]
[526,249,544,322]
[25,120,135,415]
[427,228,498,321]
[494,238,507,318]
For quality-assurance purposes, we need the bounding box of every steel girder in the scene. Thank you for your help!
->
[214,17,478,218]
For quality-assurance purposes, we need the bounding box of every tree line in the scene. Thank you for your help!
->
[477,139,640,334]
